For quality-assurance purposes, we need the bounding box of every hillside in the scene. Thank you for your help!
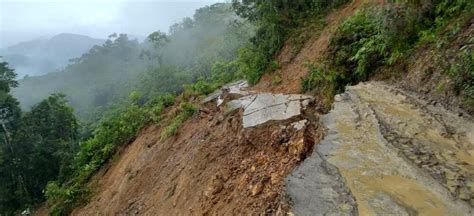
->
[36,0,473,215]
[0,0,471,215]
[0,33,105,77]
[12,4,252,121]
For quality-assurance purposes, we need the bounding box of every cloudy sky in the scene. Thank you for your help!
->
[0,0,224,47]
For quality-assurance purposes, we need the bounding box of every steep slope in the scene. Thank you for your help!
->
[58,3,370,215]
[70,81,322,215]
[45,1,474,215]
[251,0,364,94]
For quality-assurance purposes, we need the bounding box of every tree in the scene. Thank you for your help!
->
[142,31,170,65]
[0,61,28,214]
[20,94,79,187]
[0,62,18,93]
[0,62,79,214]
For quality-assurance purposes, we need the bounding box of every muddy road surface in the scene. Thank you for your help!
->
[286,82,474,215]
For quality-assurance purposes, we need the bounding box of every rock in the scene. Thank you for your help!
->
[217,95,224,106]
[251,166,256,172]
[288,137,308,158]
[270,173,279,185]
[205,178,224,197]
[291,120,308,131]
[251,182,264,196]
[224,80,250,95]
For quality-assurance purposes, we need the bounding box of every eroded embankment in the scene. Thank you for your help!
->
[251,0,364,94]
[286,82,474,215]
[70,81,323,215]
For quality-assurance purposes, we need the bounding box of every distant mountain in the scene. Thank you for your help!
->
[0,33,105,78]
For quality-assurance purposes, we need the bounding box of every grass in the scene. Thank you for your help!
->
[160,102,197,139]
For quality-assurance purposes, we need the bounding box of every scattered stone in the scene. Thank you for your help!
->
[291,120,307,131]
[270,173,279,185]
[251,182,264,196]
[251,166,256,172]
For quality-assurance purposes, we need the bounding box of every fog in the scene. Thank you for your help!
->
[10,1,253,120]
[0,0,223,48]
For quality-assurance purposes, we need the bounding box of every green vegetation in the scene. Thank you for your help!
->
[301,63,339,107]
[44,93,177,215]
[449,48,474,108]
[160,102,197,139]
[2,3,253,215]
[230,0,348,84]
[15,33,147,120]
[2,1,473,215]
[302,0,473,108]
[0,63,78,214]
[14,3,253,123]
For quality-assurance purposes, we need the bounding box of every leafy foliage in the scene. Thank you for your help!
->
[1,62,78,214]
[231,0,348,84]
[44,93,176,215]
[328,5,425,82]
[14,3,253,123]
[449,47,474,107]
[160,102,197,139]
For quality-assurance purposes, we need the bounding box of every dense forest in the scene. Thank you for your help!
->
[2,3,255,214]
[1,0,473,215]
[13,4,253,122]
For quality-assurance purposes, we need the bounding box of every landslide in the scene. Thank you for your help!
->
[284,2,474,216]
[61,2,365,215]
[45,1,473,215]
[70,87,322,215]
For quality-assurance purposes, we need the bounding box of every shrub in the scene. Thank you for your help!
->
[326,4,437,87]
[330,7,394,81]
[271,74,282,85]
[160,102,197,139]
[449,48,474,106]
[210,60,241,86]
[235,46,268,84]
[44,94,176,215]
[232,0,349,85]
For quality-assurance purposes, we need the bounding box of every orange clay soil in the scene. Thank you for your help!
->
[69,100,322,215]
[41,2,370,215]
[251,0,364,94]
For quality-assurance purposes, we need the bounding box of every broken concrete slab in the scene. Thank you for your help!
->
[201,90,222,104]
[203,80,314,128]
[227,93,313,128]
[224,80,250,95]
[201,80,251,105]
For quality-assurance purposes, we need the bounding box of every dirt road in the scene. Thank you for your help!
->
[286,82,474,215]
